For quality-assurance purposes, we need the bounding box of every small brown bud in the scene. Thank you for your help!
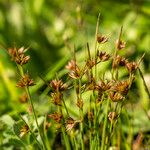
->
[8,47,30,65]
[51,92,62,106]
[50,79,67,92]
[66,60,81,79]
[112,55,128,69]
[115,39,126,50]
[96,80,112,91]
[66,117,78,132]
[86,59,96,69]
[76,99,83,109]
[97,34,108,44]
[16,74,35,88]
[111,80,130,95]
[48,112,63,123]
[20,124,29,138]
[97,51,110,62]
[126,62,138,73]
[96,91,103,103]
[109,91,124,102]
[108,112,118,122]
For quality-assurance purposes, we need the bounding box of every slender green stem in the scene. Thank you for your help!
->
[17,65,46,150]
[43,115,51,150]
[138,68,150,101]
[79,109,85,150]
[58,105,71,150]
[94,13,100,82]
[78,78,85,150]
[25,86,46,150]
[62,98,69,116]
[61,126,71,150]
[101,99,110,150]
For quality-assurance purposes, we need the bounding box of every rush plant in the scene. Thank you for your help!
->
[1,15,149,150]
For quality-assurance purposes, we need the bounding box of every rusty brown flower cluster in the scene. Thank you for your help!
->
[50,79,67,105]
[66,60,81,79]
[16,74,35,88]
[48,112,63,123]
[19,124,29,138]
[8,47,30,65]
[97,34,108,44]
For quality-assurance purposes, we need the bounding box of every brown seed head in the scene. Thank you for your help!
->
[96,91,103,103]
[16,74,35,88]
[8,47,30,65]
[126,61,138,73]
[96,80,112,91]
[20,124,29,138]
[108,112,118,122]
[111,80,130,95]
[50,79,67,92]
[51,92,62,106]
[97,51,110,62]
[109,91,124,102]
[86,59,96,69]
[48,112,63,123]
[66,60,81,79]
[115,39,126,50]
[76,99,83,109]
[66,117,78,132]
[97,34,108,44]
[112,55,128,69]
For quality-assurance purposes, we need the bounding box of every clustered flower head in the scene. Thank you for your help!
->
[8,47,30,65]
[97,51,111,62]
[50,79,67,105]
[16,74,35,88]
[48,112,63,123]
[50,79,67,92]
[65,117,79,132]
[97,34,108,44]
[19,124,29,138]
[66,60,81,79]
[115,39,126,50]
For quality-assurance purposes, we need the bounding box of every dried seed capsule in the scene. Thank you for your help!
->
[97,51,110,62]
[97,34,108,44]
[108,112,118,122]
[16,74,35,88]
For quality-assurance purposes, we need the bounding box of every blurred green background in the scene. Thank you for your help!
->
[0,0,150,149]
[0,0,149,122]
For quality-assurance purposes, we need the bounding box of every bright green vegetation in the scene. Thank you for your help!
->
[0,0,150,150]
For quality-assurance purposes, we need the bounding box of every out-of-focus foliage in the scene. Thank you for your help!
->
[0,0,149,149]
[0,0,149,73]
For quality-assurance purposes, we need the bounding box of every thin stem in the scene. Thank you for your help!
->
[17,65,46,150]
[25,86,46,149]
[61,126,71,150]
[62,98,69,116]
[94,13,100,81]
[138,68,150,101]
[43,115,51,150]
[58,105,71,150]
[78,78,85,150]
[101,98,110,150]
